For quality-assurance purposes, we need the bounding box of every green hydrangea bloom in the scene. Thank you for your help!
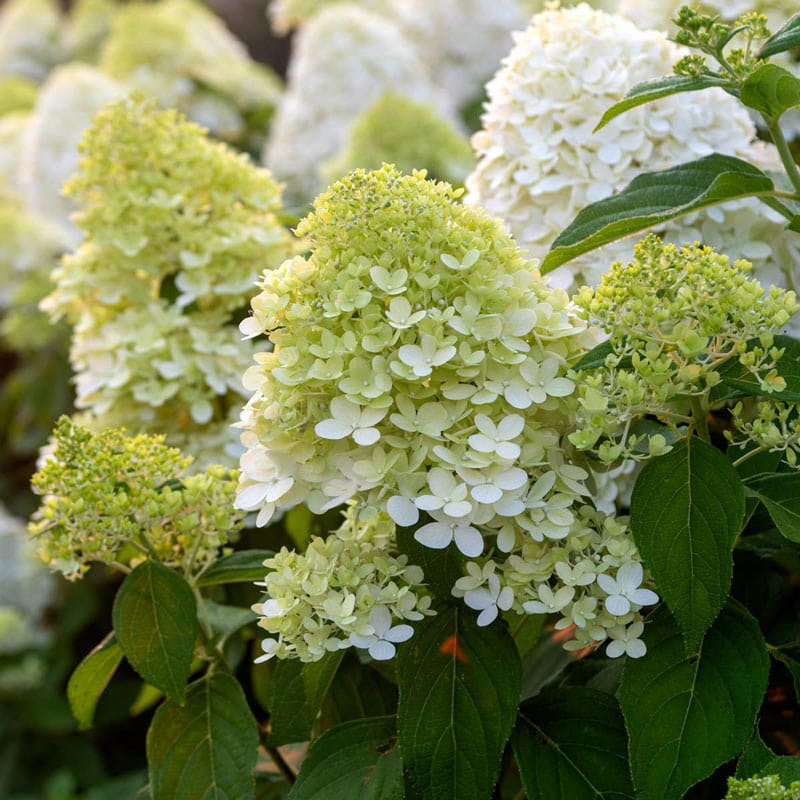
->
[0,75,36,116]
[725,775,800,799]
[43,96,294,461]
[239,165,657,661]
[570,235,799,464]
[323,93,475,187]
[29,417,244,580]
[62,0,117,63]
[99,0,282,147]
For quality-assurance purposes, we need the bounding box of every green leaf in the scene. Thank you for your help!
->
[395,525,463,601]
[741,63,800,122]
[736,730,775,778]
[573,340,615,371]
[147,673,259,800]
[197,549,273,586]
[396,606,521,800]
[542,155,776,272]
[268,651,344,746]
[758,13,800,59]
[630,437,745,652]
[771,647,800,703]
[112,560,197,702]
[745,473,800,542]
[512,688,634,800]
[520,628,574,701]
[506,612,545,659]
[715,336,800,403]
[288,716,403,800]
[67,634,124,730]
[620,601,769,800]
[285,505,313,550]
[760,756,800,783]
[595,75,724,131]
[203,600,257,641]
[321,652,397,729]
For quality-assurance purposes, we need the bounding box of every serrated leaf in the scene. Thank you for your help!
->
[197,549,273,586]
[542,155,776,272]
[268,651,343,746]
[745,473,800,542]
[396,606,521,800]
[512,688,634,800]
[395,525,463,600]
[67,633,123,730]
[621,602,769,800]
[741,63,800,121]
[714,336,800,402]
[147,673,259,800]
[288,716,403,800]
[758,13,800,59]
[630,437,745,652]
[595,75,724,131]
[112,560,197,701]
[736,730,775,778]
[760,756,800,783]
[772,647,800,704]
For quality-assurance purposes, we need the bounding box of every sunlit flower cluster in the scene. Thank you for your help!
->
[264,4,454,205]
[464,4,799,296]
[29,417,244,580]
[99,0,282,148]
[323,93,475,187]
[240,165,657,659]
[42,97,293,461]
[254,505,431,662]
[570,235,799,462]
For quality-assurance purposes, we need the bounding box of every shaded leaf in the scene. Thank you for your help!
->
[630,437,745,652]
[67,634,124,730]
[745,473,800,542]
[714,336,800,402]
[512,688,634,800]
[760,756,800,783]
[395,525,463,601]
[396,606,521,800]
[112,560,197,702]
[321,652,397,729]
[147,673,259,800]
[741,63,800,121]
[197,549,273,586]
[736,730,775,778]
[288,716,403,800]
[203,600,257,641]
[620,602,769,800]
[758,13,800,59]
[542,155,776,272]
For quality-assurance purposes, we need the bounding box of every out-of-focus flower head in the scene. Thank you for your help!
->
[269,0,393,34]
[99,0,282,147]
[62,0,117,62]
[263,4,454,205]
[465,4,799,297]
[0,0,62,82]
[29,417,244,580]
[323,93,475,187]
[240,165,656,660]
[42,96,294,462]
[0,75,37,117]
[17,63,124,247]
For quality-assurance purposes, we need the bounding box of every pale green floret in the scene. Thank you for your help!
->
[239,165,657,661]
[43,96,294,461]
[570,235,799,464]
[323,93,475,187]
[29,417,244,580]
[0,75,36,116]
[725,775,800,799]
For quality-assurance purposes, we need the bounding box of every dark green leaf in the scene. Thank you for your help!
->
[203,600,257,641]
[745,473,800,542]
[760,756,800,783]
[147,673,259,800]
[197,549,273,586]
[506,611,545,658]
[285,505,313,550]
[772,647,800,704]
[288,716,403,800]
[630,437,745,652]
[736,730,775,778]
[395,525,463,601]
[542,155,776,272]
[396,606,521,800]
[741,63,800,121]
[512,688,634,800]
[714,336,800,402]
[595,75,725,131]
[321,653,397,729]
[573,340,615,371]
[268,651,344,746]
[758,13,800,59]
[520,628,574,701]
[620,601,769,800]
[112,560,197,701]
[67,634,124,730]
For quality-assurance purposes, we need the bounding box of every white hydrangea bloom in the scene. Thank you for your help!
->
[0,0,63,82]
[0,112,29,194]
[263,4,454,205]
[465,4,800,297]
[18,64,124,247]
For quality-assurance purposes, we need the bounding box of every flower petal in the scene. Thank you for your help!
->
[454,525,483,557]
[415,522,453,550]
[368,640,396,661]
[387,496,419,527]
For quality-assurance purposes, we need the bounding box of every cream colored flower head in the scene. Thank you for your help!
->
[0,0,62,82]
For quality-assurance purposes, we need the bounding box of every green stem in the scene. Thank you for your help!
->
[689,394,711,443]
[258,725,296,785]
[192,587,215,644]
[766,116,800,196]
[731,445,768,468]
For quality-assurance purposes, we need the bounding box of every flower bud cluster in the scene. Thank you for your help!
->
[725,774,800,800]
[42,96,293,461]
[728,400,800,467]
[29,417,243,579]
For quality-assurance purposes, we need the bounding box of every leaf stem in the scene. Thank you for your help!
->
[731,446,768,468]
[258,725,297,785]
[689,394,711,443]
[765,115,800,195]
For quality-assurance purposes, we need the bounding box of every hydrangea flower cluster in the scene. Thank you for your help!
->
[728,400,800,467]
[263,4,454,205]
[29,417,244,580]
[254,505,431,662]
[323,93,475,187]
[99,0,283,148]
[239,165,658,659]
[0,0,62,82]
[42,97,293,462]
[725,774,800,800]
[570,235,799,463]
[17,63,123,246]
[464,4,800,297]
